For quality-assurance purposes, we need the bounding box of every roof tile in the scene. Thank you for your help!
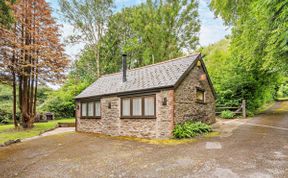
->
[75,54,199,99]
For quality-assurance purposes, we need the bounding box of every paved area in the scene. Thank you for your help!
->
[40,127,75,137]
[0,102,288,177]
[22,127,75,142]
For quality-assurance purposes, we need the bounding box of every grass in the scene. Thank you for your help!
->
[255,101,275,114]
[220,110,235,119]
[82,131,220,145]
[276,97,288,101]
[0,118,75,144]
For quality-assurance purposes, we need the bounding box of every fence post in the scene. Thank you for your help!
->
[242,100,246,118]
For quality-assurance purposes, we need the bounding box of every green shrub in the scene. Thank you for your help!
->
[220,110,235,119]
[173,121,212,139]
[0,109,11,123]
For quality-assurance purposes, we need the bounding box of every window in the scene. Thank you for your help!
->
[132,97,142,116]
[122,98,131,116]
[95,101,101,117]
[88,102,94,116]
[121,95,155,118]
[81,100,101,118]
[81,103,87,117]
[196,88,205,103]
[144,96,155,116]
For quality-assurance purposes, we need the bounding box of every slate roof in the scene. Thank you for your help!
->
[75,54,200,99]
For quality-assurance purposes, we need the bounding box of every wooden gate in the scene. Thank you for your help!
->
[216,100,246,118]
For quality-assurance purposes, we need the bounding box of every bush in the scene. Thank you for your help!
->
[220,110,235,119]
[39,80,89,118]
[0,109,11,123]
[173,121,212,139]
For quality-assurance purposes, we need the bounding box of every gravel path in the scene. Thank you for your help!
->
[0,102,287,177]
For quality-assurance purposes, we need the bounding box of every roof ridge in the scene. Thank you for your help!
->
[101,53,200,78]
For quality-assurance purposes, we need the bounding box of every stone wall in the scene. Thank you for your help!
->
[76,89,174,138]
[174,61,216,124]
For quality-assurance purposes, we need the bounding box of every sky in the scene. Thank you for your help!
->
[46,0,230,59]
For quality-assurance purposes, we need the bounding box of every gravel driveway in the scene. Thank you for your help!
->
[0,102,288,178]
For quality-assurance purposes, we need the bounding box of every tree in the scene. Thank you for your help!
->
[59,0,113,77]
[208,0,288,111]
[210,0,288,74]
[0,0,69,128]
[100,0,200,72]
[40,0,201,118]
[0,0,17,127]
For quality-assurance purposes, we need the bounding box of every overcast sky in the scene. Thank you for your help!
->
[46,0,230,59]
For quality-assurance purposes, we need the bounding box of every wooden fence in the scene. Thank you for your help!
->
[216,100,246,118]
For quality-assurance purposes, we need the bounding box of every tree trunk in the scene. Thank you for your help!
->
[12,70,18,128]
[21,75,31,128]
[96,23,102,78]
[96,45,100,78]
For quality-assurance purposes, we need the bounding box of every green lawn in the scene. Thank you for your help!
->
[0,118,75,144]
[276,97,288,101]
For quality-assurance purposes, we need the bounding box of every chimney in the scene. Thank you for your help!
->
[122,54,127,82]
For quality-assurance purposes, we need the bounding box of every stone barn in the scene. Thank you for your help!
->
[75,53,216,138]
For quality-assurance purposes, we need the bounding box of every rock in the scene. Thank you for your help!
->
[4,139,21,146]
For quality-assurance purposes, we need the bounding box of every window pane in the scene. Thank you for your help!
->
[132,98,142,116]
[144,97,155,116]
[81,103,87,116]
[196,89,204,102]
[88,102,94,116]
[95,101,100,116]
[122,98,130,116]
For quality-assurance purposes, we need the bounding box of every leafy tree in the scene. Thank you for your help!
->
[0,84,52,123]
[210,0,288,75]
[39,78,89,118]
[208,0,287,111]
[59,0,113,77]
[209,0,251,25]
[43,0,201,118]
[69,47,98,84]
[40,49,95,118]
[100,0,200,72]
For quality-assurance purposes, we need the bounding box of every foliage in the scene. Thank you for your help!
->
[0,84,52,123]
[36,86,53,106]
[0,109,12,124]
[202,38,279,112]
[0,0,69,128]
[39,46,97,118]
[220,110,235,119]
[209,0,251,25]
[69,48,98,84]
[208,0,288,111]
[39,77,89,118]
[276,79,288,99]
[100,0,200,73]
[173,121,212,139]
[0,84,16,123]
[45,0,201,118]
[59,0,113,77]
[0,0,15,27]
[0,118,74,144]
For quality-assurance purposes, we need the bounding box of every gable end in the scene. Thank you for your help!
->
[174,54,216,99]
